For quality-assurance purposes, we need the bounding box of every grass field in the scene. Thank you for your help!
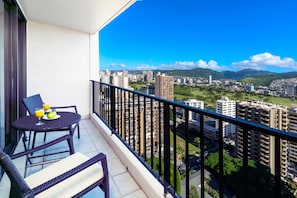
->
[174,85,297,108]
[130,82,297,108]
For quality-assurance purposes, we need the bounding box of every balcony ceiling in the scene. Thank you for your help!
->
[17,0,136,33]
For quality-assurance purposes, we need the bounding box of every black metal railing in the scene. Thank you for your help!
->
[91,81,297,198]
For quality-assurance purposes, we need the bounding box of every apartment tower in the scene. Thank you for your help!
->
[155,73,174,101]
[236,101,289,177]
[184,99,204,121]
[216,96,236,137]
[118,99,163,156]
[289,108,297,163]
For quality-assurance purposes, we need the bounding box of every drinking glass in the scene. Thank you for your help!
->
[35,107,45,125]
[42,103,51,114]
[43,103,51,112]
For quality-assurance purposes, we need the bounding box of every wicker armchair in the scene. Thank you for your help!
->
[22,94,80,150]
[0,151,109,198]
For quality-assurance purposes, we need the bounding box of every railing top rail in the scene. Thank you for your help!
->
[92,80,297,142]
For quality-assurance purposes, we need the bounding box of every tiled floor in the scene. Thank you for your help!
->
[0,119,148,198]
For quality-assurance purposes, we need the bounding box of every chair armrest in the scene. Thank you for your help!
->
[51,105,78,113]
[30,153,107,196]
[11,135,72,159]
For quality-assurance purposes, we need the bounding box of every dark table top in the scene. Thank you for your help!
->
[12,112,81,132]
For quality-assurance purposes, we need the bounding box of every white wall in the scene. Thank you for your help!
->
[27,21,99,118]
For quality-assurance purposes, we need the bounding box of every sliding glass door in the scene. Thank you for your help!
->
[1,0,26,155]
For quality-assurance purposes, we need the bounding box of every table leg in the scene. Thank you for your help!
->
[21,131,33,165]
[67,136,75,154]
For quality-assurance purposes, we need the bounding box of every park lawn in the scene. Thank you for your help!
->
[170,131,199,155]
[175,85,297,108]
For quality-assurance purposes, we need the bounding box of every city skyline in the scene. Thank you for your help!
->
[99,0,297,73]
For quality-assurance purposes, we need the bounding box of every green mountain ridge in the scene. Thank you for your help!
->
[126,68,297,86]
[151,68,297,86]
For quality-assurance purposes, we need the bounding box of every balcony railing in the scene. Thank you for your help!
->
[91,81,297,198]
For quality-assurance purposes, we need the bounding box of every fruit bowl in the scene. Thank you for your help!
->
[43,112,61,120]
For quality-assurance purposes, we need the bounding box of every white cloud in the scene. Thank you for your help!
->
[109,63,116,67]
[115,52,297,71]
[135,60,224,70]
[135,64,158,70]
[119,63,126,68]
[231,52,297,70]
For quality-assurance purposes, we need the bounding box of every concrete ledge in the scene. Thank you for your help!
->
[90,114,171,198]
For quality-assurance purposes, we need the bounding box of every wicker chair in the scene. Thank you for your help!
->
[0,151,109,198]
[22,94,80,150]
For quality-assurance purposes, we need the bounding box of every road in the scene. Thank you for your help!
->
[180,169,212,198]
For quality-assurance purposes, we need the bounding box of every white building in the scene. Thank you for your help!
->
[99,70,111,84]
[208,75,212,85]
[287,85,297,97]
[111,71,129,89]
[216,96,236,137]
[184,99,204,121]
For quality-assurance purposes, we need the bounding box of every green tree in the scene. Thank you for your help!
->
[147,157,182,194]
[204,151,295,198]
[190,185,199,198]
[176,145,185,159]
[193,137,200,147]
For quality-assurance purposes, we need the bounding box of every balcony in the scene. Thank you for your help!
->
[2,1,297,197]
[2,81,297,197]
[0,119,147,197]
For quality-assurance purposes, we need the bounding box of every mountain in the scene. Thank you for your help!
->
[222,69,274,80]
[127,68,297,86]
[151,68,297,86]
[159,68,225,79]
[153,68,277,80]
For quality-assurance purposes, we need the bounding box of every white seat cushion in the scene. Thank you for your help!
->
[25,152,103,198]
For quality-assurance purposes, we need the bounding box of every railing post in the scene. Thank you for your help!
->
[110,85,116,131]
[185,109,190,197]
[91,81,95,114]
[242,128,248,198]
[200,114,205,198]
[218,120,224,198]
[163,103,171,195]
[275,136,281,198]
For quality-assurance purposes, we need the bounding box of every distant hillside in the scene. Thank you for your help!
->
[241,75,282,87]
[159,68,224,79]
[128,68,297,85]
[241,72,297,86]
[222,69,274,80]
[159,69,297,85]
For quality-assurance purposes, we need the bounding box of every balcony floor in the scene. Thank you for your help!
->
[0,119,148,198]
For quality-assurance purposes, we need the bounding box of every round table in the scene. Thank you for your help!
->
[11,112,81,176]
[12,112,81,132]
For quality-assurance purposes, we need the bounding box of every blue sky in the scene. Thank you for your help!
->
[99,0,297,73]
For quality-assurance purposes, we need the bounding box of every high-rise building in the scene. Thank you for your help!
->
[184,99,204,121]
[208,75,212,85]
[143,71,154,83]
[236,101,289,177]
[111,71,129,89]
[99,70,111,84]
[155,73,174,101]
[141,84,155,95]
[216,96,236,137]
[286,85,297,97]
[115,98,163,156]
[288,108,297,163]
